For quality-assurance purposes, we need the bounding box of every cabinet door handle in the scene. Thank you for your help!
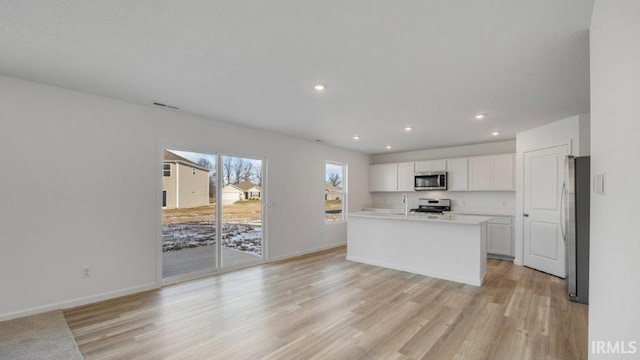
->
[523,213,529,217]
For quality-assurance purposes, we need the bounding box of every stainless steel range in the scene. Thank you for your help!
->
[410,198,451,214]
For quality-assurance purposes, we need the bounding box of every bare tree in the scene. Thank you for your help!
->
[253,166,262,186]
[197,158,213,170]
[222,157,262,185]
[241,162,254,182]
[232,158,245,184]
[223,157,233,185]
[328,173,342,188]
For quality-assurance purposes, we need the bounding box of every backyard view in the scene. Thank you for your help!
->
[162,201,262,254]
[325,162,346,222]
[162,150,263,278]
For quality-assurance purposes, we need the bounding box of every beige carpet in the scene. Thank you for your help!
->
[0,310,83,360]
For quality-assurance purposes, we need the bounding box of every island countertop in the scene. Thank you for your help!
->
[348,211,493,225]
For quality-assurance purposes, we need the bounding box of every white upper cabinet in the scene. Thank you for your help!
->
[369,163,398,192]
[414,159,447,173]
[369,153,514,193]
[446,157,468,191]
[468,156,494,190]
[492,154,515,190]
[468,154,515,191]
[397,162,416,192]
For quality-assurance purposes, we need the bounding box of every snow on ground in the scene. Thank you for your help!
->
[163,222,262,255]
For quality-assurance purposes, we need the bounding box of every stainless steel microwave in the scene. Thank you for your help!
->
[414,171,447,191]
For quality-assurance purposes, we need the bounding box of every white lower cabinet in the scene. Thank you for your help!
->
[487,223,512,257]
[486,216,514,258]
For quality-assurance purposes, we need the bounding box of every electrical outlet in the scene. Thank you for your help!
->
[320,231,324,238]
[81,267,91,279]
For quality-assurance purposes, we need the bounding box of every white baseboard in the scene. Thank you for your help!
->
[0,282,158,322]
[1,244,349,322]
[267,242,346,262]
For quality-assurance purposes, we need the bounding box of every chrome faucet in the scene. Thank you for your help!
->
[402,193,409,217]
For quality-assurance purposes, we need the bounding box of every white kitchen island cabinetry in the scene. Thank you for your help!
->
[347,212,491,286]
[487,222,512,257]
[447,211,515,259]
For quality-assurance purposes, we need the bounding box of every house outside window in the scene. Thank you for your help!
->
[325,161,347,222]
[163,164,171,177]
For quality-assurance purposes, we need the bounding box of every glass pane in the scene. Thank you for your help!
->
[221,155,263,268]
[325,162,346,222]
[325,194,344,222]
[325,163,344,190]
[162,149,217,278]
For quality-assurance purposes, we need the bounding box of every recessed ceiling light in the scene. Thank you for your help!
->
[386,145,392,150]
[492,131,500,136]
[405,127,413,132]
[475,114,486,120]
[314,84,325,91]
[353,135,360,140]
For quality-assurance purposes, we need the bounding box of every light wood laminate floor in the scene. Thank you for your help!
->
[65,246,588,360]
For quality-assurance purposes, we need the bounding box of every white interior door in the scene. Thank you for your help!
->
[523,145,568,277]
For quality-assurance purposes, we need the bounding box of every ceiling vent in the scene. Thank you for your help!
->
[153,102,179,110]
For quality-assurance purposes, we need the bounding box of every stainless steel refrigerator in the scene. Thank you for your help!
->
[563,156,590,304]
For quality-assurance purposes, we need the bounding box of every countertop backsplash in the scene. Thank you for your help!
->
[370,191,516,216]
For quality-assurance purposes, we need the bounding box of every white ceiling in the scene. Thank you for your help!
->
[0,1,593,154]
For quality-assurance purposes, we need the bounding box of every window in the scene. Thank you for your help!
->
[163,163,171,177]
[325,161,346,222]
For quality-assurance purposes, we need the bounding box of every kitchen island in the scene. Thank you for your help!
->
[347,211,492,286]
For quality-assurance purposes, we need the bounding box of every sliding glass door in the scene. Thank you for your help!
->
[162,149,217,279]
[221,155,264,268]
[161,150,265,281]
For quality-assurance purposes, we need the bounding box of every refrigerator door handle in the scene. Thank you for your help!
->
[560,182,566,241]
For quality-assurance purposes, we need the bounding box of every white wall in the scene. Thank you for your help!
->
[589,1,640,357]
[513,114,590,265]
[0,75,372,320]
[372,140,516,164]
